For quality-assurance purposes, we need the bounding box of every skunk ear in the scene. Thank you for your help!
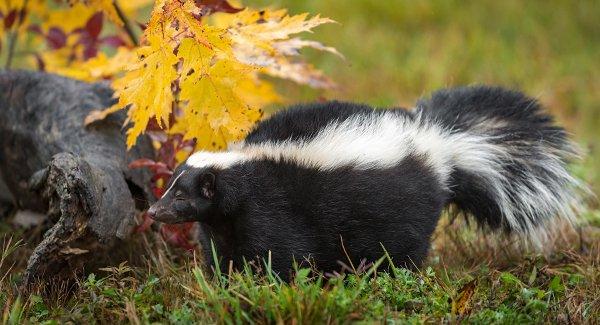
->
[200,172,216,199]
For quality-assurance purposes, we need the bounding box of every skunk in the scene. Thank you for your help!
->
[147,86,583,277]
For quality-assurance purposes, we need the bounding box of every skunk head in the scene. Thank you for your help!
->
[147,164,216,224]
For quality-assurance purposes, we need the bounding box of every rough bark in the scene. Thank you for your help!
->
[0,70,155,286]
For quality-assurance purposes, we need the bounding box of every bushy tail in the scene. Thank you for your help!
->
[416,86,585,242]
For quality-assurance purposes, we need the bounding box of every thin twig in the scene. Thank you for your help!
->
[113,0,139,45]
[339,235,357,274]
[4,31,18,69]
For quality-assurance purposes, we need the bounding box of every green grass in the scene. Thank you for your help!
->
[1,222,599,323]
[2,0,600,323]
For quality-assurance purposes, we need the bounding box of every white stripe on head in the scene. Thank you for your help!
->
[162,170,187,198]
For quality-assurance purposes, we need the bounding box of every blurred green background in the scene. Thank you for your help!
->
[249,0,600,196]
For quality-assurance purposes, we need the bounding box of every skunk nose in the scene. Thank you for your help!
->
[147,205,157,218]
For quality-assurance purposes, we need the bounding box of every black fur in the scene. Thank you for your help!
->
[205,156,445,276]
[244,101,376,144]
[148,86,580,278]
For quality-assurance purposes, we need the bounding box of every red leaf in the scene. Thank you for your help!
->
[46,27,67,49]
[129,158,173,200]
[85,12,104,39]
[129,158,159,169]
[160,223,196,251]
[4,10,17,29]
[154,167,174,179]
[69,12,104,59]
[82,45,98,60]
[101,35,127,47]
[194,0,243,15]
[27,24,42,34]
[159,149,176,169]
[152,187,164,199]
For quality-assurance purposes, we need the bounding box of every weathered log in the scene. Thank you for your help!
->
[0,70,155,286]
[0,172,13,219]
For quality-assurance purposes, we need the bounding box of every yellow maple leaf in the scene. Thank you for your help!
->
[210,8,288,29]
[83,0,336,150]
[81,0,179,148]
[110,33,179,147]
[177,40,266,149]
[264,56,336,89]
[46,46,136,83]
[273,38,344,59]
[177,37,214,78]
[238,10,334,41]
[235,73,280,109]
[109,1,274,149]
[216,8,338,88]
[78,46,137,79]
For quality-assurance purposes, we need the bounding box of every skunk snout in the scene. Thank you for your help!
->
[147,198,198,224]
[146,205,158,219]
[146,202,177,223]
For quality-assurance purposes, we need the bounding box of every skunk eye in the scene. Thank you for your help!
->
[174,190,183,198]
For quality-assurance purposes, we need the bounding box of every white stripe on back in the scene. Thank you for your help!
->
[186,111,500,187]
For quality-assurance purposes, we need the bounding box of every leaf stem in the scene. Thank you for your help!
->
[4,32,18,69]
[113,0,139,46]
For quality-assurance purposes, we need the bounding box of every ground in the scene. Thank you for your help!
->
[1,1,599,323]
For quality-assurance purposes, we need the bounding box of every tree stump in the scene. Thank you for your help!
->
[0,70,155,287]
